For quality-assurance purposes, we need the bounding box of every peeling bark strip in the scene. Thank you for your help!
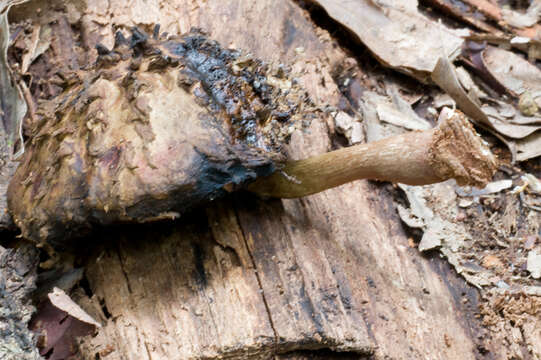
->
[0,0,29,231]
[8,28,313,246]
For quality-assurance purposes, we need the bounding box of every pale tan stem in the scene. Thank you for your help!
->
[247,110,497,198]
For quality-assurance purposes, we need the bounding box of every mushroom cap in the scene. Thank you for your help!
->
[8,28,312,246]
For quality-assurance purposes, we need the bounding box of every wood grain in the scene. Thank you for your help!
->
[8,0,503,358]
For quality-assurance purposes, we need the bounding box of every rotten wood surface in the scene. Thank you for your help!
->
[0,243,40,360]
[28,1,499,359]
[3,0,518,359]
[80,119,490,359]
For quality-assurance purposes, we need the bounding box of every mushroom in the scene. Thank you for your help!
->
[7,29,497,247]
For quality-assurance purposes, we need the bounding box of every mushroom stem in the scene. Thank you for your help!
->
[247,109,497,198]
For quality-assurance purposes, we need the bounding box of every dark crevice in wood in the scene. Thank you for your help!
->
[43,348,54,358]
[392,186,425,244]
[79,274,94,298]
[59,314,69,324]
[275,348,373,359]
[114,245,132,294]
[425,253,496,359]
[0,229,21,248]
[233,205,279,350]
[291,0,371,60]
[98,297,112,320]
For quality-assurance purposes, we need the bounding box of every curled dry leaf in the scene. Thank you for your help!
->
[482,46,541,100]
[307,0,464,82]
[48,287,101,328]
[433,55,541,161]
[478,46,541,160]
[502,0,541,28]
[367,88,431,131]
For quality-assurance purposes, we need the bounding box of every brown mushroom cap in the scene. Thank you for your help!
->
[8,28,312,246]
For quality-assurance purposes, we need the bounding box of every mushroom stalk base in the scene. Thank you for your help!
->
[247,110,497,198]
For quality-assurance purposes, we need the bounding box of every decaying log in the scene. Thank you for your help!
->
[4,0,508,359]
[80,119,490,359]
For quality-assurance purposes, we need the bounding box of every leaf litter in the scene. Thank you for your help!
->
[316,0,541,355]
[2,0,541,357]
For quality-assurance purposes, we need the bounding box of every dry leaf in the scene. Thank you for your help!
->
[48,287,101,328]
[502,0,541,28]
[310,0,464,82]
